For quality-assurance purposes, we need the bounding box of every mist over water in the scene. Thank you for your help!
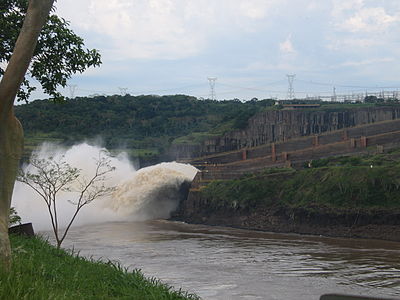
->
[12,143,198,231]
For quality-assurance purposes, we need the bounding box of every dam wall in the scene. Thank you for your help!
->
[186,118,400,168]
[173,106,400,241]
[172,106,400,160]
[177,106,400,209]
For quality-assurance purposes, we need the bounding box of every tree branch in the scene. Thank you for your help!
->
[0,0,55,121]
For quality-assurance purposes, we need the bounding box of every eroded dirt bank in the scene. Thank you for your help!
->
[173,201,400,242]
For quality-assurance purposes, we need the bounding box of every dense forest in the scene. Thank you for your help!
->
[15,94,275,164]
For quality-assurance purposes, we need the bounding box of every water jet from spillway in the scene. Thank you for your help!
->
[12,143,198,231]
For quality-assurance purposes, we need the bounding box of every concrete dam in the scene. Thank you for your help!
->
[173,105,400,234]
[173,105,400,160]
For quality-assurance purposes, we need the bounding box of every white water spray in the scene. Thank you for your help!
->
[12,143,198,231]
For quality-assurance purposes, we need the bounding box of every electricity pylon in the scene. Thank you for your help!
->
[207,77,217,100]
[286,74,296,100]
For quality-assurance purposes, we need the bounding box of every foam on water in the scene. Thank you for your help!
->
[12,143,198,231]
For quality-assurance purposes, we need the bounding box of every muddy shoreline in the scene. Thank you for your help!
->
[173,205,400,242]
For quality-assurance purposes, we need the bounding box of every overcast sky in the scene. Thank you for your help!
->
[34,0,400,100]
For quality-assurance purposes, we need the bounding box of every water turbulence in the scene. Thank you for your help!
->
[12,143,198,231]
[110,163,196,220]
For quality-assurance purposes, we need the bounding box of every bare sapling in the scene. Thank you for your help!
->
[18,150,115,248]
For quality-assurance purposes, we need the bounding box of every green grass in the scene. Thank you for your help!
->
[201,152,400,211]
[307,149,400,168]
[281,166,400,208]
[317,102,377,110]
[172,132,221,145]
[0,235,199,300]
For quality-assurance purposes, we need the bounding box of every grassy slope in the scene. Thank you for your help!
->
[200,151,400,212]
[0,235,198,300]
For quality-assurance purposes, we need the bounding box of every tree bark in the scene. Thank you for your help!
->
[0,116,23,270]
[0,0,54,270]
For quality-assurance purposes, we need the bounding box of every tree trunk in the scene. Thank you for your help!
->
[0,0,54,270]
[0,116,23,270]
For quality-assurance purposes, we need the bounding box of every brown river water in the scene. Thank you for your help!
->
[51,220,400,300]
[16,146,399,299]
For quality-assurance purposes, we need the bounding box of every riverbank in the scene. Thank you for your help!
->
[175,154,400,242]
[0,234,198,300]
[175,201,400,242]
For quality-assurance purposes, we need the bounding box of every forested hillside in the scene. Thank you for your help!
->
[15,94,274,164]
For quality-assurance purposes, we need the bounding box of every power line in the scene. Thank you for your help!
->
[136,83,207,95]
[76,87,110,94]
[61,75,400,101]
[218,81,286,93]
[296,79,400,89]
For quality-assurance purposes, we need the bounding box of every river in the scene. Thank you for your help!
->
[52,220,400,300]
[14,144,400,299]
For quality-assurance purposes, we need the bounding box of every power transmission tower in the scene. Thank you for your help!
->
[332,86,337,102]
[68,84,77,99]
[286,74,296,100]
[207,77,217,100]
[118,87,128,96]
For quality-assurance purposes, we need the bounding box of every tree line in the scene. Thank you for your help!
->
[16,95,275,162]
